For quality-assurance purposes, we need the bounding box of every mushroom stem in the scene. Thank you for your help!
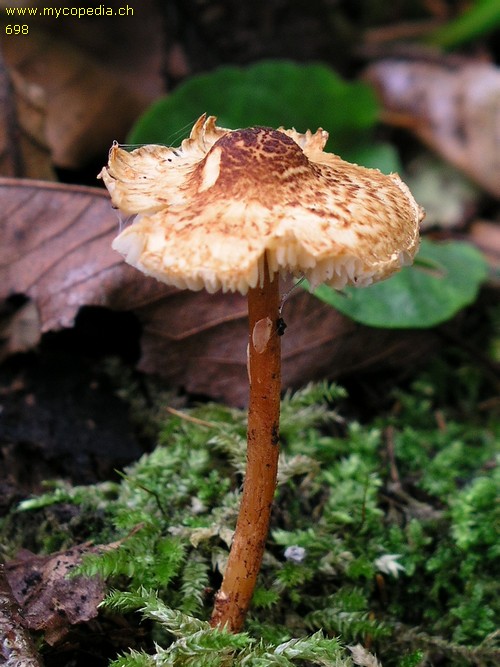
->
[210,260,281,632]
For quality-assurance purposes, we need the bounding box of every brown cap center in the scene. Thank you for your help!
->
[189,126,312,206]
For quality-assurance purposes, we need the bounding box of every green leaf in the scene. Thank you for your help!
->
[308,239,488,329]
[349,141,402,174]
[128,60,379,159]
[426,0,500,49]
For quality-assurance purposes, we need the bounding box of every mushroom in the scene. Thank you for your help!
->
[99,114,423,632]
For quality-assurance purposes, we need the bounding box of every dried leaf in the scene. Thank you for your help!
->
[0,178,439,405]
[365,57,500,197]
[0,0,164,169]
[0,50,54,179]
[0,178,131,330]
[5,544,106,645]
[0,560,43,666]
[349,643,383,667]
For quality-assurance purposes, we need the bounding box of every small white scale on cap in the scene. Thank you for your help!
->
[100,114,423,294]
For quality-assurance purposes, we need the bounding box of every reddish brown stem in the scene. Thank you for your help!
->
[210,265,281,632]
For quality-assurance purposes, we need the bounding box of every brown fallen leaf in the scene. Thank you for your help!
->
[5,544,106,645]
[365,56,500,198]
[0,558,43,666]
[0,177,440,406]
[0,0,165,169]
[0,49,55,180]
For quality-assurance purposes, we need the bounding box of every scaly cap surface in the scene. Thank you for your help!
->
[100,114,423,294]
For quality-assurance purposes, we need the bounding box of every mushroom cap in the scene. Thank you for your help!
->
[100,114,423,294]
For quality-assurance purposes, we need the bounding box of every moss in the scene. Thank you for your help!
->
[3,354,499,665]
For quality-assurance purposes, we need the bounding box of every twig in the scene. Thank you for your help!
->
[166,406,218,428]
